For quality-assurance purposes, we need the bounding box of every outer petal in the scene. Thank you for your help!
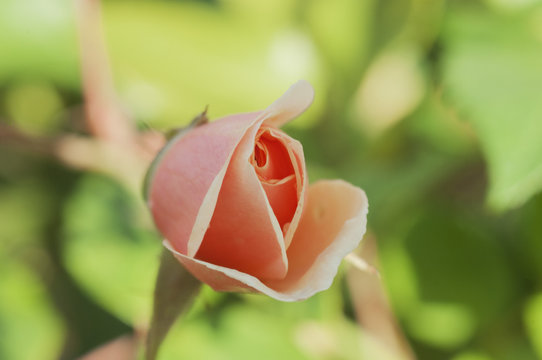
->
[264,180,368,295]
[194,119,288,280]
[165,180,368,301]
[148,112,261,255]
[263,80,315,128]
[150,81,313,258]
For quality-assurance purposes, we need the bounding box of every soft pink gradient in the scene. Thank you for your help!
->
[148,80,369,301]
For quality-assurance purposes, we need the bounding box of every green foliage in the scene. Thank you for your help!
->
[442,5,542,210]
[0,0,80,88]
[525,293,542,359]
[103,0,324,128]
[63,175,161,323]
[2,0,542,359]
[0,259,63,360]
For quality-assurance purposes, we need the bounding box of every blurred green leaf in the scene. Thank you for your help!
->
[158,302,362,360]
[525,293,542,359]
[0,0,80,88]
[63,175,161,323]
[442,7,542,210]
[103,1,323,128]
[4,82,64,135]
[451,351,493,360]
[0,179,58,249]
[402,208,516,346]
[0,257,64,360]
[305,0,374,91]
[519,193,542,284]
[406,302,476,348]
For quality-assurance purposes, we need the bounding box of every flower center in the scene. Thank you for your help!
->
[251,127,295,181]
[250,126,300,236]
[254,143,267,167]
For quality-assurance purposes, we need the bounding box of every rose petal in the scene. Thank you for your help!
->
[165,180,368,301]
[194,120,288,280]
[264,180,368,295]
[275,133,307,249]
[263,80,315,128]
[252,126,307,247]
[252,127,296,180]
[261,175,297,234]
[148,112,261,255]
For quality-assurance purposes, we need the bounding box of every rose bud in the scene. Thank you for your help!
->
[145,81,368,301]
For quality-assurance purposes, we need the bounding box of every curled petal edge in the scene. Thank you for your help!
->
[165,180,368,302]
[186,80,314,257]
[263,80,315,128]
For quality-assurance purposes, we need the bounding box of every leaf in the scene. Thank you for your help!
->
[0,258,64,360]
[64,174,160,323]
[442,7,542,210]
[146,249,201,360]
[0,0,80,88]
[525,293,542,359]
[402,207,516,347]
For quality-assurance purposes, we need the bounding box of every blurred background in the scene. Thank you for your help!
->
[1,0,542,359]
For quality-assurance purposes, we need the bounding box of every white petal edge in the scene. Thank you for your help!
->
[185,114,262,257]
[186,114,289,273]
[263,80,315,128]
[186,80,314,257]
[166,180,368,302]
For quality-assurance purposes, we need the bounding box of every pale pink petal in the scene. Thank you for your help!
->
[263,80,315,128]
[148,112,261,255]
[165,180,368,301]
[194,118,288,279]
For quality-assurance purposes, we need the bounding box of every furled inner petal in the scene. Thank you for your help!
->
[251,127,295,180]
[263,80,315,128]
[250,126,301,239]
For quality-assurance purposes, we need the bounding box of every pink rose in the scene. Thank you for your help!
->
[146,81,368,301]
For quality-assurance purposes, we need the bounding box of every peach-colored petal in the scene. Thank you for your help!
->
[251,126,307,246]
[148,112,261,255]
[165,180,368,301]
[277,133,307,249]
[186,79,313,257]
[264,180,368,295]
[252,128,295,181]
[194,120,288,280]
[263,80,315,128]
[261,175,297,234]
